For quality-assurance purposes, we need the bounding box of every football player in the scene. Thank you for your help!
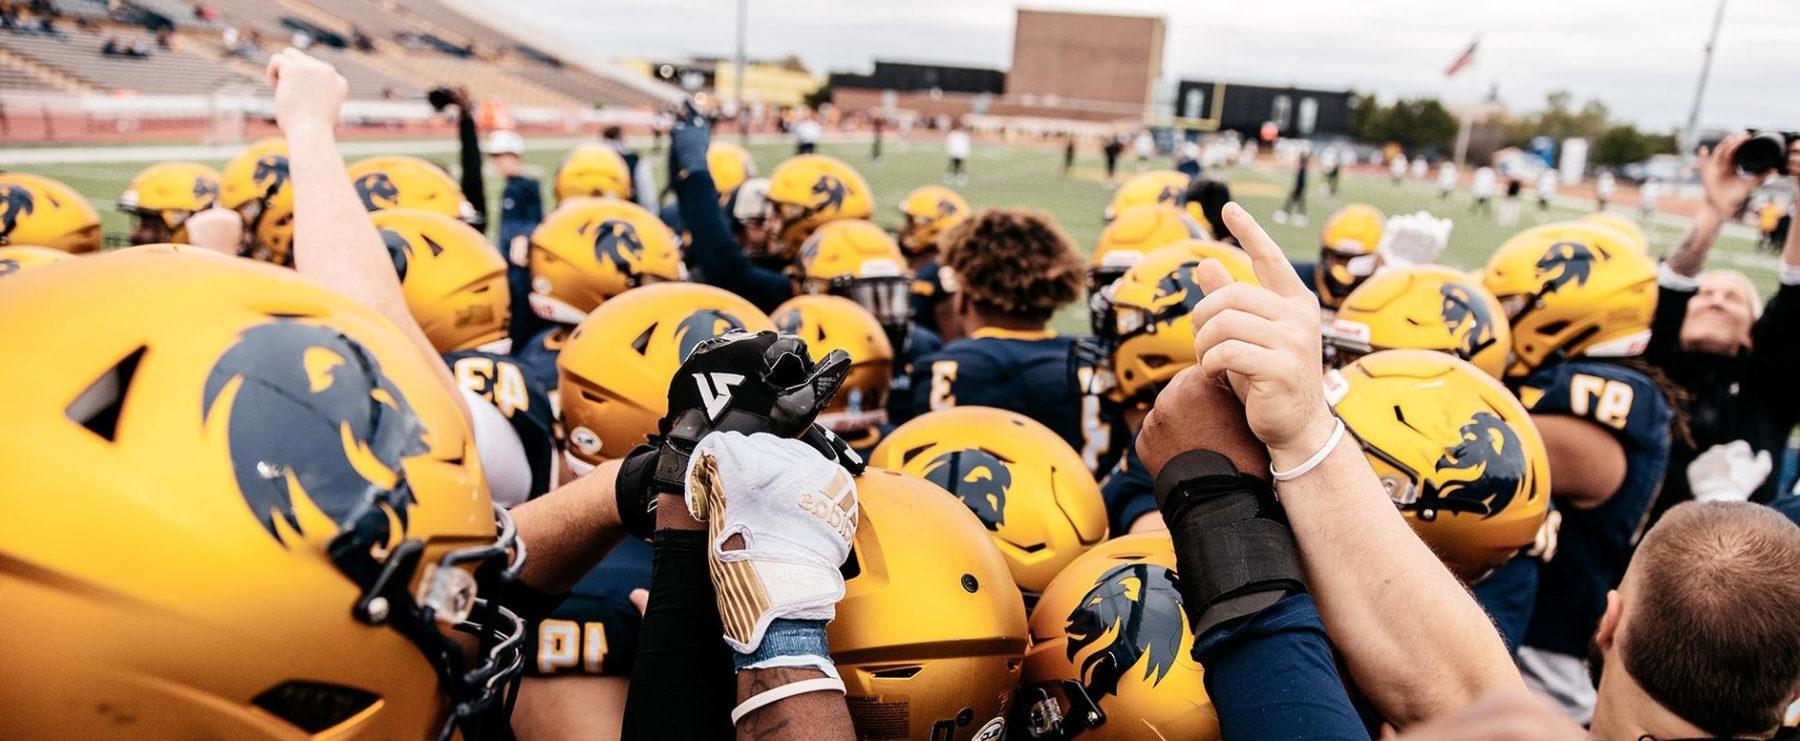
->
[790,219,941,422]
[896,184,969,338]
[899,208,1116,473]
[345,154,480,224]
[764,153,874,258]
[553,144,633,204]
[515,198,686,395]
[1327,350,1556,650]
[772,294,893,453]
[1325,264,1513,379]
[1088,204,1210,338]
[219,136,297,264]
[1104,169,1191,222]
[0,171,102,253]
[1291,202,1385,315]
[117,161,222,246]
[1482,220,1678,722]
[869,406,1108,597]
[1096,242,1258,534]
[1021,534,1221,741]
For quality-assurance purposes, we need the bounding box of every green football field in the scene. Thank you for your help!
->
[11,136,1772,333]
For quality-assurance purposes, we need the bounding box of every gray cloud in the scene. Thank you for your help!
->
[510,0,1800,131]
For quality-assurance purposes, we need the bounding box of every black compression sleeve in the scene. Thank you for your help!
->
[620,529,735,741]
[456,103,487,229]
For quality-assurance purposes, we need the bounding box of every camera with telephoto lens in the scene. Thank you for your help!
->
[426,86,459,112]
[1732,130,1799,176]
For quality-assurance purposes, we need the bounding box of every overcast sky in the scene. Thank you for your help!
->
[508,0,1798,131]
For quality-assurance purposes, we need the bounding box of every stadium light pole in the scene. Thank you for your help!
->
[735,0,748,144]
[1681,0,1728,156]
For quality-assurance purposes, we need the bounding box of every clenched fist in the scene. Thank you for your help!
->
[266,47,347,138]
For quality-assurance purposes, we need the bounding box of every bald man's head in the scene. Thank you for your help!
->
[1618,502,1800,736]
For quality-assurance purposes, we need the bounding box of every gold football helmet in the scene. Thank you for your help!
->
[557,282,775,470]
[371,208,511,354]
[1481,221,1656,378]
[0,250,525,739]
[765,154,874,256]
[897,185,970,256]
[0,244,76,277]
[1021,533,1220,741]
[1106,242,1258,404]
[1317,203,1385,308]
[527,198,686,325]
[794,219,912,347]
[1329,265,1513,379]
[772,294,893,437]
[1325,349,1553,582]
[1579,211,1650,253]
[868,406,1109,594]
[0,172,101,253]
[554,144,632,202]
[707,142,756,201]
[119,161,222,245]
[1104,170,1191,222]
[220,137,296,264]
[832,468,1029,741]
[1090,205,1209,295]
[345,155,476,222]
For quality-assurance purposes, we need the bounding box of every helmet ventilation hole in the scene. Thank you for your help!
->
[630,324,655,354]
[67,346,144,442]
[252,681,379,733]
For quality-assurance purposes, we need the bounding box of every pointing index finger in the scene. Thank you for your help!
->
[1222,202,1309,297]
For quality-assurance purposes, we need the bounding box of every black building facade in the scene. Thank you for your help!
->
[1174,80,1352,138]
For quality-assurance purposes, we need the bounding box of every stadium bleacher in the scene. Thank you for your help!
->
[0,0,678,110]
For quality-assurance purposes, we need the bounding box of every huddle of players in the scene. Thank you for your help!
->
[0,52,1786,741]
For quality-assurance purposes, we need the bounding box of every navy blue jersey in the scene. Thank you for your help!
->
[525,537,651,677]
[1472,554,1540,654]
[514,324,570,399]
[1519,359,1672,657]
[1099,434,1158,534]
[1772,495,1800,528]
[909,258,949,335]
[904,328,1118,475]
[887,322,941,423]
[1291,259,1320,299]
[444,350,557,500]
[496,175,543,251]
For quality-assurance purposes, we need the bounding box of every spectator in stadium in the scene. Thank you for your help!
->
[1471,165,1497,215]
[603,124,657,211]
[1390,153,1407,183]
[1273,149,1309,225]
[869,113,883,160]
[1062,134,1075,175]
[1535,168,1559,220]
[792,113,821,156]
[1500,175,1523,226]
[1647,132,1800,517]
[944,121,970,185]
[1596,169,1616,212]
[1639,177,1661,222]
[1133,129,1154,171]
[1437,160,1459,199]
[1321,146,1341,195]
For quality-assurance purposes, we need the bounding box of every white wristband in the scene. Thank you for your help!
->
[1270,418,1348,482]
[730,677,846,725]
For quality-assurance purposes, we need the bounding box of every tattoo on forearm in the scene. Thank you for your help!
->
[1667,221,1719,277]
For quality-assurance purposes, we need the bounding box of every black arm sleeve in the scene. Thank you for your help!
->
[1750,282,1800,415]
[1645,283,1694,366]
[620,529,735,740]
[456,103,487,230]
[672,170,794,314]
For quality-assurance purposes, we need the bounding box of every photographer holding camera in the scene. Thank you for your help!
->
[1647,131,1800,517]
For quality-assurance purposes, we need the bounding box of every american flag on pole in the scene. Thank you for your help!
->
[1444,38,1479,77]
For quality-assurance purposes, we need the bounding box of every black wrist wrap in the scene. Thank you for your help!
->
[1153,450,1306,642]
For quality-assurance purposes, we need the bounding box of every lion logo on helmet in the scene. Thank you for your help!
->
[936,198,960,219]
[585,219,645,275]
[0,258,21,276]
[192,177,219,208]
[811,174,847,213]
[355,172,402,211]
[1,184,36,243]
[202,321,431,549]
[1151,262,1208,316]
[1066,563,1187,699]
[922,448,1011,530]
[673,309,747,361]
[1535,242,1594,294]
[1439,283,1499,361]
[252,155,289,200]
[1422,411,1532,519]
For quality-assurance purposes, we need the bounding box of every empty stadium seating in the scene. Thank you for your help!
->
[0,0,679,110]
